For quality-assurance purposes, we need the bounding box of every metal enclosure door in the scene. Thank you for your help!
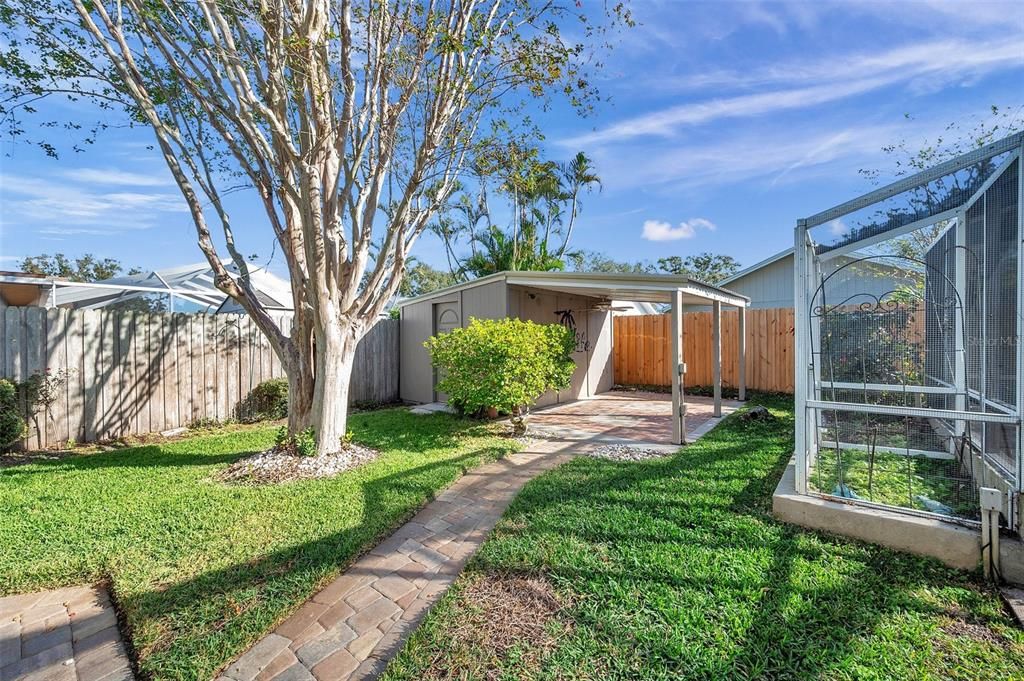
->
[432,301,461,402]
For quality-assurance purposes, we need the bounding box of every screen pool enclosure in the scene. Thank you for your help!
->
[794,132,1024,539]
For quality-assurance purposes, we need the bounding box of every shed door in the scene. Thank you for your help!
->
[433,301,461,402]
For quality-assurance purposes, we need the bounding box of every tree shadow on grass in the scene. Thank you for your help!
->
[0,445,251,475]
[2,410,500,475]
[119,441,515,680]
[441,400,1017,680]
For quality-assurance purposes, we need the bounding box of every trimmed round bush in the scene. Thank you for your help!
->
[239,377,289,422]
[426,317,575,431]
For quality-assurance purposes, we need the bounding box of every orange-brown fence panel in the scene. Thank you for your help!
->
[613,308,795,393]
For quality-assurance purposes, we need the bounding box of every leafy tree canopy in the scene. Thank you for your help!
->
[0,0,633,454]
[655,253,741,284]
[566,250,652,274]
[565,250,741,285]
[399,261,459,298]
[19,253,140,282]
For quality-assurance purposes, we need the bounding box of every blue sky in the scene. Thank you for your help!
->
[1,0,1023,277]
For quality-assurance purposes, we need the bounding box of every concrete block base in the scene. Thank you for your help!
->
[773,458,1024,584]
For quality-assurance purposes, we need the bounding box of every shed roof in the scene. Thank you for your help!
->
[396,270,749,308]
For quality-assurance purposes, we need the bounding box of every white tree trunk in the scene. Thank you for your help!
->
[309,323,359,456]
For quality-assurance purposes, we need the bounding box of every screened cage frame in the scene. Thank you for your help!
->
[794,131,1024,535]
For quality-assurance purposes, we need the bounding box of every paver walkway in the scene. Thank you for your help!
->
[220,440,572,681]
[0,585,133,681]
[223,392,736,681]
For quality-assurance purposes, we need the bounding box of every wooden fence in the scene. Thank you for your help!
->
[613,308,795,393]
[0,307,399,450]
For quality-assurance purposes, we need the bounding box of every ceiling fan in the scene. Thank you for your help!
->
[588,302,634,312]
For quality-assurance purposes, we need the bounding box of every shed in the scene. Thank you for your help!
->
[398,270,749,445]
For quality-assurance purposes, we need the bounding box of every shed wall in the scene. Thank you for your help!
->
[400,294,448,403]
[399,280,508,403]
[400,279,613,406]
[507,285,611,406]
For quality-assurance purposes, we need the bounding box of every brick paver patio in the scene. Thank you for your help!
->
[221,391,735,681]
[528,392,740,451]
[0,585,133,681]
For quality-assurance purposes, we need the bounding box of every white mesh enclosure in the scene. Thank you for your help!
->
[796,134,1023,532]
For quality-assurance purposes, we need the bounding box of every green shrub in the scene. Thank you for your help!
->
[274,425,317,457]
[426,318,575,431]
[238,378,289,423]
[0,378,26,451]
[188,417,222,431]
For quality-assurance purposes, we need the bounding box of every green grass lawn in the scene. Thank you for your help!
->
[0,409,519,681]
[383,396,1024,681]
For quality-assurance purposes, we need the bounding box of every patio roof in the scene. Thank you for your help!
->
[396,270,750,308]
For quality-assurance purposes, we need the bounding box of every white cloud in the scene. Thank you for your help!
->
[641,218,716,242]
[662,37,1024,93]
[563,37,1024,148]
[1,174,186,233]
[696,0,1024,42]
[588,101,997,194]
[62,167,173,187]
[740,2,789,36]
[828,219,849,237]
[565,77,893,146]
[591,121,904,193]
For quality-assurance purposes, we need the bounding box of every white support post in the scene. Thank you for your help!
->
[793,221,811,494]
[713,300,722,417]
[738,305,747,401]
[954,210,967,437]
[671,289,686,445]
[1016,143,1024,533]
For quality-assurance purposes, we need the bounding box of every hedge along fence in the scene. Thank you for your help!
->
[613,308,795,394]
[0,307,399,450]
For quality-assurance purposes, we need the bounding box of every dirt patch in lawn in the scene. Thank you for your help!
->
[215,444,379,484]
[424,572,572,679]
[939,606,1009,648]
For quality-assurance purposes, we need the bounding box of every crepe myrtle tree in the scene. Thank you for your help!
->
[0,0,631,455]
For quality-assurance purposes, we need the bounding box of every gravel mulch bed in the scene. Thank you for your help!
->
[215,444,379,484]
[580,443,672,462]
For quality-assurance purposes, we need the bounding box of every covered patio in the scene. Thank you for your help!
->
[527,391,743,452]
[504,272,750,445]
[399,270,751,446]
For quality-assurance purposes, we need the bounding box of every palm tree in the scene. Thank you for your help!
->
[432,150,601,277]
[556,152,602,257]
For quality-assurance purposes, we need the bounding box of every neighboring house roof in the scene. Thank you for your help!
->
[42,261,293,313]
[52,262,226,310]
[716,244,921,311]
[719,247,794,287]
[215,268,293,313]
